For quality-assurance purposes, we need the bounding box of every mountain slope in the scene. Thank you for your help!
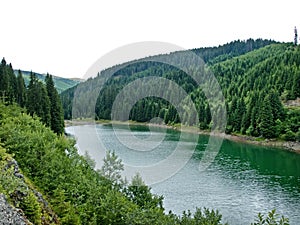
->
[60,38,275,119]
[60,39,300,140]
[15,70,82,93]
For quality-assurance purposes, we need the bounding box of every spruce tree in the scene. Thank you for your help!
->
[0,58,9,102]
[294,26,298,46]
[233,98,246,132]
[7,63,17,104]
[259,97,276,138]
[45,74,64,134]
[291,72,300,98]
[16,70,27,107]
[26,72,51,127]
[26,72,37,115]
[267,90,284,121]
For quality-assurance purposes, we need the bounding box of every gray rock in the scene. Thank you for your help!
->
[0,194,30,225]
[4,159,25,182]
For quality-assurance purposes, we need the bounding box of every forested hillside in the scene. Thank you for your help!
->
[15,70,81,93]
[0,58,64,134]
[61,39,275,120]
[61,39,300,141]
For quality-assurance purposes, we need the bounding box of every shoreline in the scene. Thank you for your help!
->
[64,119,300,153]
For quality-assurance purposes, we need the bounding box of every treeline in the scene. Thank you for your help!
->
[18,70,81,93]
[192,38,277,64]
[215,44,300,140]
[61,40,299,140]
[0,58,64,134]
[61,38,275,120]
[0,103,288,224]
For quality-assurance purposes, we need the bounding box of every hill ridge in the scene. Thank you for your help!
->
[14,70,82,93]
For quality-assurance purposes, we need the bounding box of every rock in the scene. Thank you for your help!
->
[0,194,31,225]
[4,159,24,181]
[1,157,59,224]
[14,173,24,179]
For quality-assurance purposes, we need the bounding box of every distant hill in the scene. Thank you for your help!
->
[61,38,277,119]
[14,70,83,93]
[60,39,300,140]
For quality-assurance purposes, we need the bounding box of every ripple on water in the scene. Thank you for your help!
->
[68,125,300,225]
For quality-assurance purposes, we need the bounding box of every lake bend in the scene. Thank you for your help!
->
[65,124,300,225]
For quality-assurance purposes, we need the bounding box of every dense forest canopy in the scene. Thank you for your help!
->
[0,58,64,134]
[61,39,300,141]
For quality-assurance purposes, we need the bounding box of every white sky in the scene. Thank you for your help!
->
[1,0,299,78]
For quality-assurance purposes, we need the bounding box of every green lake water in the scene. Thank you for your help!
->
[66,124,300,224]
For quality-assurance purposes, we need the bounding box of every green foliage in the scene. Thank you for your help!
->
[45,73,65,134]
[296,129,300,142]
[259,96,276,138]
[26,72,51,127]
[16,70,27,107]
[60,84,76,119]
[0,103,227,224]
[0,103,291,224]
[192,39,277,64]
[20,191,42,225]
[0,144,57,224]
[15,69,80,93]
[0,145,26,197]
[1,39,296,224]
[251,209,289,225]
[125,173,164,210]
[61,39,274,121]
[61,41,300,140]
[179,208,227,225]
[99,150,125,188]
[51,189,81,225]
[281,129,296,141]
[0,58,17,104]
[0,58,65,134]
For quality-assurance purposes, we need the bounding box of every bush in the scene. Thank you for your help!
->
[281,130,296,141]
[251,209,289,225]
[296,129,300,142]
[20,192,42,225]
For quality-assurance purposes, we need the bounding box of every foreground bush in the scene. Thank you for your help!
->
[0,103,289,224]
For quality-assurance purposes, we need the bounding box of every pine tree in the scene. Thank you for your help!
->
[205,104,212,127]
[291,72,300,98]
[267,90,284,121]
[45,74,64,134]
[259,97,276,138]
[26,72,51,126]
[294,26,298,46]
[228,96,237,128]
[244,92,258,133]
[7,63,17,104]
[16,70,27,107]
[0,58,9,102]
[232,98,246,132]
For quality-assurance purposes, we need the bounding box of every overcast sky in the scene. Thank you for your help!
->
[1,0,299,78]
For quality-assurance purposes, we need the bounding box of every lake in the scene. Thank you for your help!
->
[65,124,300,225]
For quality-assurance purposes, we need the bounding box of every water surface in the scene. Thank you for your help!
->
[66,124,300,224]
